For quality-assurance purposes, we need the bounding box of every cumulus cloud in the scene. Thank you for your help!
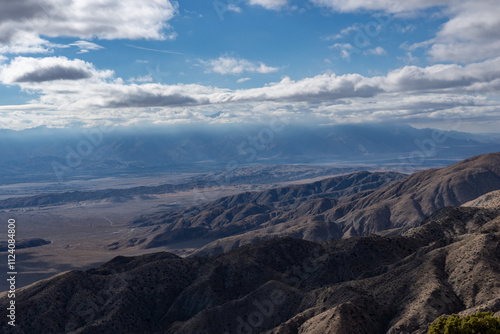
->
[0,56,113,84]
[1,55,500,130]
[384,58,500,93]
[15,65,91,82]
[203,57,279,75]
[0,0,177,54]
[226,74,382,103]
[3,55,500,106]
[312,0,500,63]
[0,31,62,54]
[426,0,500,62]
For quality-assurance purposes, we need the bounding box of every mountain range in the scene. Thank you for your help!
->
[1,124,499,183]
[127,152,500,256]
[1,152,500,333]
[2,203,499,333]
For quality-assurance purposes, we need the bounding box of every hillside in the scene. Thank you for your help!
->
[126,171,404,250]
[462,190,500,208]
[129,153,500,255]
[2,205,499,334]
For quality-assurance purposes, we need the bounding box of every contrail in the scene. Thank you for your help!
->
[125,44,187,56]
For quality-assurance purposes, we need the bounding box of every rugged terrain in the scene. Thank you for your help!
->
[128,170,405,251]
[2,153,500,333]
[129,153,500,255]
[0,164,368,290]
[2,203,499,333]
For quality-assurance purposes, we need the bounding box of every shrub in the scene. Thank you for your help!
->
[428,311,500,334]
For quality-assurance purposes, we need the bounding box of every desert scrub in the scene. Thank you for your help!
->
[428,311,500,334]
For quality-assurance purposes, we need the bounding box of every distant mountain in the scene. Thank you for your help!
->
[129,153,500,255]
[0,124,498,183]
[2,204,499,333]
[0,180,215,209]
[0,165,361,208]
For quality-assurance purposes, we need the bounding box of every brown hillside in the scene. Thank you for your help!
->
[138,153,500,256]
[2,206,499,334]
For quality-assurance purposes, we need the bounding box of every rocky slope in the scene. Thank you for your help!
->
[130,153,500,255]
[126,171,404,250]
[2,204,499,334]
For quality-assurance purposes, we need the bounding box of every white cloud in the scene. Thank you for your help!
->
[312,0,500,63]
[128,74,154,83]
[227,4,242,13]
[4,56,500,105]
[0,31,64,54]
[330,43,353,59]
[427,0,500,62]
[69,41,104,54]
[329,23,380,40]
[237,77,251,83]
[383,57,500,93]
[1,55,500,130]
[365,46,386,55]
[0,0,178,54]
[248,0,288,10]
[225,73,383,103]
[309,0,450,14]
[0,56,113,84]
[332,25,359,39]
[203,57,279,75]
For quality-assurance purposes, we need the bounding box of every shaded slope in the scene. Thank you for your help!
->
[462,189,500,208]
[333,152,500,236]
[128,171,404,249]
[2,205,500,334]
[130,153,500,255]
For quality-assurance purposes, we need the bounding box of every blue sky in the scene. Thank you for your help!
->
[0,0,499,132]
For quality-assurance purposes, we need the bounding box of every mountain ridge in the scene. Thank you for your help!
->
[2,204,499,333]
[129,152,500,255]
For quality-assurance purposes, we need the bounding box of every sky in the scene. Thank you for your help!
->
[0,0,499,132]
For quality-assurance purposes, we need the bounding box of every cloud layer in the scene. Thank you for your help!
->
[0,0,499,132]
[1,55,499,130]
